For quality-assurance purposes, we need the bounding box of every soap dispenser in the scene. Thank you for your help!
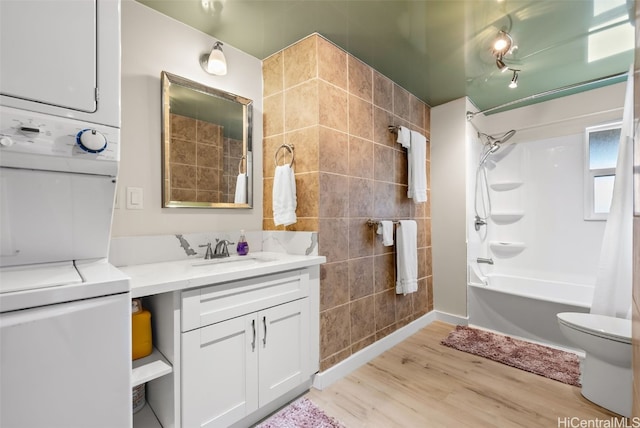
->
[236,229,249,256]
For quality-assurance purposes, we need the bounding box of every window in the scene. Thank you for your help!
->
[584,122,621,220]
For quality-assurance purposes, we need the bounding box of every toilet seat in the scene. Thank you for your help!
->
[557,312,631,344]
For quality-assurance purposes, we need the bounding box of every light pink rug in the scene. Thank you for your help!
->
[441,325,581,386]
[256,397,345,428]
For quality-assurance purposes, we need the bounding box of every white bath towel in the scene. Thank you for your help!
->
[396,220,418,295]
[234,173,247,204]
[273,164,297,226]
[376,220,394,246]
[408,130,428,203]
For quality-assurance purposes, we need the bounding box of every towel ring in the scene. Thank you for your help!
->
[274,143,294,167]
[238,155,246,175]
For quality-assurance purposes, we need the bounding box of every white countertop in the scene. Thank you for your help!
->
[119,252,326,298]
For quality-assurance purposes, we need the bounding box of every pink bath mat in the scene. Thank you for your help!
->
[441,325,581,386]
[256,397,345,428]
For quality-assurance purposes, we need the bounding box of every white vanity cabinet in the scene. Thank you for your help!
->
[128,258,322,428]
[181,270,311,428]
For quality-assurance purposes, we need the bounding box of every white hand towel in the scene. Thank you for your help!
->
[376,220,394,246]
[396,126,411,148]
[234,173,247,204]
[408,130,428,203]
[397,126,413,201]
[396,220,418,295]
[273,164,297,226]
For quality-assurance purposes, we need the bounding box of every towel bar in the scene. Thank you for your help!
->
[366,219,401,227]
[388,125,400,134]
[274,143,294,167]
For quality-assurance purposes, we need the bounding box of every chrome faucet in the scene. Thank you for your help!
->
[213,239,234,258]
[199,243,214,260]
[474,216,487,231]
[477,257,494,265]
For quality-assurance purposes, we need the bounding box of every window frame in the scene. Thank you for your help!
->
[583,121,622,221]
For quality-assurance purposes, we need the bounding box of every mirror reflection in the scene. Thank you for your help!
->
[161,71,252,208]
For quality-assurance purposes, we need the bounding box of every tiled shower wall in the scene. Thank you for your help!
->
[168,113,242,204]
[262,34,433,371]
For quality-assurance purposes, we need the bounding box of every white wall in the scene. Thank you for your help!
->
[431,97,473,317]
[112,0,263,236]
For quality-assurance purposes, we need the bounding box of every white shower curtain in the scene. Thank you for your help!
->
[590,67,634,319]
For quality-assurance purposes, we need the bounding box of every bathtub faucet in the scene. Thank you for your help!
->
[474,216,487,231]
[477,257,494,265]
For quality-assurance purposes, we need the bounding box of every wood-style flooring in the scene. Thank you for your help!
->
[307,321,625,428]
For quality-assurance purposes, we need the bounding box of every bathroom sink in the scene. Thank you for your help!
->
[190,255,274,267]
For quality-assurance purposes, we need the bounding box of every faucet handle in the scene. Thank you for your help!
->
[199,242,214,259]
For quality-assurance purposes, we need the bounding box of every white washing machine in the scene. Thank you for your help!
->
[0,105,131,428]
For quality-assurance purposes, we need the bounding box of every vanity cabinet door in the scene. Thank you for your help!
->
[182,315,258,428]
[258,298,309,407]
[182,297,310,428]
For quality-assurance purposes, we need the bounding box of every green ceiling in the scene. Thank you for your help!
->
[138,0,635,113]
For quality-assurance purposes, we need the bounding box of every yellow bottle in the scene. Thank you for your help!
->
[131,299,152,360]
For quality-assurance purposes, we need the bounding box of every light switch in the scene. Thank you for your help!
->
[126,187,144,210]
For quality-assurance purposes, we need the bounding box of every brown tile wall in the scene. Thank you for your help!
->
[263,34,433,372]
[222,137,244,203]
[169,114,241,204]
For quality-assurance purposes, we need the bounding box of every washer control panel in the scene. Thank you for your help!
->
[0,106,119,162]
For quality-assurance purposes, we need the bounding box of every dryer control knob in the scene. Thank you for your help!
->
[76,129,107,153]
[0,136,14,147]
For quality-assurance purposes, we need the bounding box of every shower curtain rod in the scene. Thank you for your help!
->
[466,71,628,120]
[511,106,623,134]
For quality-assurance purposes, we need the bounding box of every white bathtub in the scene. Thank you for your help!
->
[468,274,593,350]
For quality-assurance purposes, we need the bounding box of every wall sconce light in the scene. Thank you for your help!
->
[200,41,227,75]
[508,69,519,88]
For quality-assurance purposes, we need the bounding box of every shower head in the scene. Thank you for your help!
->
[495,129,516,145]
[478,129,516,146]
[477,129,516,165]
[479,143,500,165]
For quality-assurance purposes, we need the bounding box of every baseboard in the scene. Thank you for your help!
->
[313,310,469,390]
[435,310,469,326]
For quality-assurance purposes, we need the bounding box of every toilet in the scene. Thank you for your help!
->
[557,312,632,417]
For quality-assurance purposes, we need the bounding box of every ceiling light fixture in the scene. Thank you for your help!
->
[508,69,519,88]
[200,41,227,75]
[492,30,513,57]
[496,56,508,72]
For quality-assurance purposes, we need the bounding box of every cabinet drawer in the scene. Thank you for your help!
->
[182,270,309,332]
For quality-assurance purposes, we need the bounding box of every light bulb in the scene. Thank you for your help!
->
[207,49,227,75]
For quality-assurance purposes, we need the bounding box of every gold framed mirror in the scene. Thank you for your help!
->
[161,71,253,208]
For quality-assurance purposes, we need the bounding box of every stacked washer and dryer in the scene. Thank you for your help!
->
[0,1,132,427]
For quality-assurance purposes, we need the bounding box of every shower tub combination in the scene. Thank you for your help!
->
[468,273,592,350]
[467,127,597,351]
